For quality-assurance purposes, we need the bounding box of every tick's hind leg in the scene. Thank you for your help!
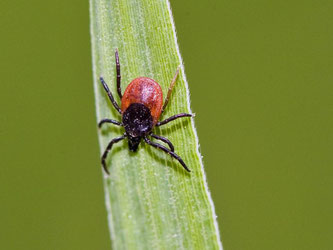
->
[115,49,122,99]
[161,67,180,114]
[101,134,126,174]
[156,113,193,127]
[144,137,190,172]
[100,77,122,114]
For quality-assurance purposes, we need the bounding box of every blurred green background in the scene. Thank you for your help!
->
[1,0,332,249]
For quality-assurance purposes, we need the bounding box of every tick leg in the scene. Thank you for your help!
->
[161,67,180,114]
[98,119,122,128]
[144,137,191,172]
[150,134,174,152]
[100,77,122,114]
[156,113,193,127]
[101,134,126,174]
[115,49,122,99]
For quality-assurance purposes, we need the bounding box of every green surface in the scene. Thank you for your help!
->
[90,0,221,249]
[1,0,332,249]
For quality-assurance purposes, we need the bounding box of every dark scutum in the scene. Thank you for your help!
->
[122,103,153,151]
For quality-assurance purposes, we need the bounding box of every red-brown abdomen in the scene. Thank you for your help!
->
[121,77,163,125]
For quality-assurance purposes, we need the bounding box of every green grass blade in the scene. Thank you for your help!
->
[90,0,222,249]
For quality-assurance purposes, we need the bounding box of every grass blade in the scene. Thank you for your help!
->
[90,0,222,249]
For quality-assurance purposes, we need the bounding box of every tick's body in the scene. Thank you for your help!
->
[99,49,193,174]
[121,77,163,125]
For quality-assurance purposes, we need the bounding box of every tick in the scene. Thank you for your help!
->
[98,49,194,174]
